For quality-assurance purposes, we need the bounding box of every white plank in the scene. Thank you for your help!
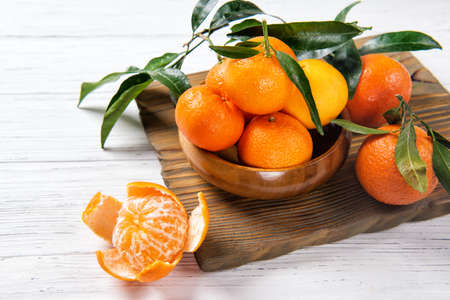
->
[1,94,156,162]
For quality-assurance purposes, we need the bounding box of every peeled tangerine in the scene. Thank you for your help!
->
[82,182,209,282]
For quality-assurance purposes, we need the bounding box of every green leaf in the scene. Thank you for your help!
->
[225,38,237,45]
[275,50,323,135]
[144,52,180,70]
[228,21,365,59]
[235,40,261,47]
[414,116,450,149]
[335,1,361,22]
[359,31,442,55]
[230,18,261,33]
[323,1,363,98]
[172,56,185,70]
[324,40,361,99]
[78,66,139,107]
[105,72,150,111]
[209,45,259,59]
[209,0,264,30]
[383,106,402,125]
[432,141,450,193]
[101,73,152,148]
[330,119,392,135]
[191,0,219,32]
[395,120,428,194]
[432,131,450,149]
[148,68,191,102]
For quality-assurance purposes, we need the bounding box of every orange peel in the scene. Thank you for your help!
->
[184,192,209,252]
[82,192,122,242]
[96,248,182,282]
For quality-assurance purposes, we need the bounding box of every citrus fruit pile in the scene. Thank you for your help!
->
[82,182,209,282]
[78,1,449,282]
[176,36,349,169]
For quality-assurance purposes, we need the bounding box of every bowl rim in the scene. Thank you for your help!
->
[180,114,350,173]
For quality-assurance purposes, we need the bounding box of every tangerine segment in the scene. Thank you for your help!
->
[112,193,188,271]
[82,192,122,242]
[127,182,181,205]
[97,249,182,282]
[184,192,209,252]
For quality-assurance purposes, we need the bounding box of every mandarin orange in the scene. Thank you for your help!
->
[355,125,437,205]
[222,36,296,115]
[238,112,313,168]
[347,54,412,128]
[248,36,296,59]
[175,85,244,152]
[205,58,230,97]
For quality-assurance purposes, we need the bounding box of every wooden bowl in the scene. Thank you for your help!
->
[179,111,352,199]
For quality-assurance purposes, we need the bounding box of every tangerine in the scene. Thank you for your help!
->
[248,36,296,59]
[205,58,230,97]
[355,125,437,205]
[175,85,244,152]
[82,182,209,282]
[112,191,188,270]
[347,54,412,128]
[238,112,313,168]
[222,36,296,115]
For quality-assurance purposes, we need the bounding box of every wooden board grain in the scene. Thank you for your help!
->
[136,48,450,272]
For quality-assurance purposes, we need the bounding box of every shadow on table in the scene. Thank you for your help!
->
[78,106,143,130]
[78,106,155,151]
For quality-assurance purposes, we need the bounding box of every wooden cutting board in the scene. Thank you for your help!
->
[136,43,450,272]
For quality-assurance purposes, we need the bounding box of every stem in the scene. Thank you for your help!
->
[411,112,436,141]
[170,39,206,69]
[196,33,222,62]
[262,19,271,58]
[395,94,437,142]
[400,102,407,130]
[268,14,286,24]
[174,23,231,69]
[207,23,231,37]
[187,39,206,55]
[196,33,215,46]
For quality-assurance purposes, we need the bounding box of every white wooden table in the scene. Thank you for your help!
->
[1,0,449,299]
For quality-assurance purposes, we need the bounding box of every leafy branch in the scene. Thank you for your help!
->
[78,0,272,148]
[332,95,449,194]
[78,0,442,149]
[324,1,442,99]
